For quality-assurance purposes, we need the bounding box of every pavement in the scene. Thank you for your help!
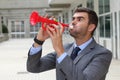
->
[0,35,120,80]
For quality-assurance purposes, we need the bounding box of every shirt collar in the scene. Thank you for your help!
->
[74,38,93,50]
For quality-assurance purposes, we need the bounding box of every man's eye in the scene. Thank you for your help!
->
[77,17,83,21]
[72,17,75,20]
[77,18,81,21]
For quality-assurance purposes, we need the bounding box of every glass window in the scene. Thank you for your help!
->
[65,12,68,23]
[58,16,61,22]
[87,0,94,10]
[99,0,104,14]
[99,0,111,38]
[11,21,15,32]
[99,14,111,38]
[71,9,74,16]
[99,0,110,14]
[62,14,65,23]
[30,23,40,37]
[104,0,110,13]
[105,14,111,37]
[99,16,104,37]
[11,20,25,38]
[15,21,21,32]
[1,16,3,19]
[30,23,39,32]
[21,21,24,32]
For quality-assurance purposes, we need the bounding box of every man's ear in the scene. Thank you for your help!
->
[88,24,96,32]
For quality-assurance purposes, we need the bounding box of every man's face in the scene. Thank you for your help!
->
[69,12,90,39]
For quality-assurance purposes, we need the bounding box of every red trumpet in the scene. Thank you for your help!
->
[30,11,69,30]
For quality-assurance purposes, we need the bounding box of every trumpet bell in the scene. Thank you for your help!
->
[30,11,39,26]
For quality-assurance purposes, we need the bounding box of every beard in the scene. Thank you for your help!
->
[68,25,80,38]
[69,27,88,39]
[69,29,79,38]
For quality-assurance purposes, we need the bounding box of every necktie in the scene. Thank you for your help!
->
[71,47,81,60]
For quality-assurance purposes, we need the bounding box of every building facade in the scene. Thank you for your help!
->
[0,0,120,59]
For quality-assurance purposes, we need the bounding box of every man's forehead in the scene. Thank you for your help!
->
[73,12,88,17]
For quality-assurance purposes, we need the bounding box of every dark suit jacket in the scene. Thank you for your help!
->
[27,38,112,80]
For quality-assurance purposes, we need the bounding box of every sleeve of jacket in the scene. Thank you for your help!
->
[27,49,56,73]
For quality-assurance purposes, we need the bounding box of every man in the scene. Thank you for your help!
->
[27,7,112,80]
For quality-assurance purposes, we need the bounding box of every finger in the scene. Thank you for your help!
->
[38,26,43,35]
[46,25,53,37]
[49,25,57,36]
[43,14,48,18]
[51,24,60,34]
[46,25,56,37]
[58,23,64,33]
[42,23,47,31]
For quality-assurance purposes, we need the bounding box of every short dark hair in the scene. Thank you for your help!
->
[74,7,98,35]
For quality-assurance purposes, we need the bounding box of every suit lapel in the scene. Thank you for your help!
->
[74,39,96,64]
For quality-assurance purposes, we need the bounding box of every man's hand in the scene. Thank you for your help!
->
[33,15,50,47]
[46,23,65,57]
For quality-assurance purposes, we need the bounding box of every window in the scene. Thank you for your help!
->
[1,16,4,24]
[99,0,111,38]
[65,12,68,23]
[87,0,94,10]
[11,21,25,38]
[105,15,111,37]
[62,14,65,23]
[99,0,110,14]
[11,21,15,32]
[104,0,110,13]
[30,23,40,37]
[99,16,104,37]
[21,21,24,32]
[77,4,82,8]
[71,9,74,16]
[99,14,111,38]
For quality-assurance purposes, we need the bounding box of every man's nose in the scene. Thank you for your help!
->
[71,21,76,26]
